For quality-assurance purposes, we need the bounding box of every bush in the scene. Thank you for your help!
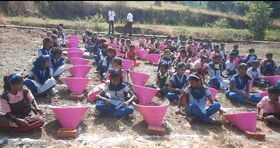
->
[245,2,273,40]
[84,14,106,31]
[205,18,230,28]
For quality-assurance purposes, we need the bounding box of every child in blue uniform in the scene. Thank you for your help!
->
[260,53,277,76]
[244,48,257,67]
[50,47,66,79]
[24,55,56,97]
[157,49,173,72]
[226,63,262,105]
[98,47,116,80]
[178,74,221,124]
[96,70,135,117]
[247,60,270,87]
[206,54,228,90]
[38,38,53,56]
[225,52,237,79]
[156,63,170,99]
[165,62,188,101]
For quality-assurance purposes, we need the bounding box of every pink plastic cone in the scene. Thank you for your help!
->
[122,59,134,70]
[145,54,160,64]
[223,112,257,132]
[133,99,169,126]
[68,65,92,78]
[66,51,84,59]
[87,83,106,102]
[132,84,159,105]
[129,71,150,86]
[66,40,79,48]
[262,76,280,85]
[70,58,90,65]
[208,87,217,101]
[67,35,79,40]
[67,47,82,53]
[63,77,90,95]
[137,50,149,60]
[51,106,88,129]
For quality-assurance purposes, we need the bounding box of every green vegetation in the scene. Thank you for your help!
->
[245,2,273,40]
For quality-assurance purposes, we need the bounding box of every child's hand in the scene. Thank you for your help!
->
[122,102,129,108]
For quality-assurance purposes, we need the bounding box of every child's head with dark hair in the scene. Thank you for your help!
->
[252,60,260,69]
[176,62,187,76]
[52,29,58,35]
[163,49,172,57]
[249,48,255,54]
[129,45,135,51]
[112,57,122,71]
[233,44,238,50]
[126,39,131,46]
[51,47,63,60]
[46,31,52,38]
[3,74,23,93]
[107,47,116,58]
[159,63,169,74]
[266,53,273,60]
[179,48,187,58]
[34,55,51,70]
[213,44,220,52]
[268,86,280,102]
[229,52,236,61]
[43,37,53,49]
[188,73,202,88]
[238,63,248,76]
[213,54,222,63]
[109,70,123,87]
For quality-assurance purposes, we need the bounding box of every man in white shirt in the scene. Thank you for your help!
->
[125,12,133,36]
[108,9,116,35]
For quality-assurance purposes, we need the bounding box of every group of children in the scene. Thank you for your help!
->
[1,29,280,133]
[0,25,67,131]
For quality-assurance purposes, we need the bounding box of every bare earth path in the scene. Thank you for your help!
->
[0,28,280,147]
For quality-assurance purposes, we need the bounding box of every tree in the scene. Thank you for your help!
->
[245,2,273,40]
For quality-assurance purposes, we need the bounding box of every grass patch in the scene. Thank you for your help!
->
[1,16,280,42]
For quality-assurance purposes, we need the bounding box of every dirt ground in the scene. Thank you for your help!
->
[0,27,280,148]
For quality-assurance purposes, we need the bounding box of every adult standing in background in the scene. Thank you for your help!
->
[108,9,115,35]
[126,12,133,36]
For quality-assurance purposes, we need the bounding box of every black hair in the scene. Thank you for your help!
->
[51,47,62,56]
[268,86,280,95]
[179,49,187,54]
[112,57,122,66]
[159,63,169,69]
[177,62,187,69]
[266,53,273,58]
[3,74,23,92]
[110,70,122,81]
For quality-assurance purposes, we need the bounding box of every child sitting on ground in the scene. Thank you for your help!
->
[206,54,228,90]
[0,74,44,132]
[156,63,170,99]
[191,55,208,82]
[225,52,237,79]
[165,62,189,101]
[226,63,262,105]
[158,49,173,71]
[24,55,56,97]
[38,38,53,56]
[178,74,222,124]
[50,34,59,48]
[50,47,66,79]
[257,86,280,125]
[139,34,146,48]
[147,37,159,54]
[96,70,135,117]
[244,48,257,67]
[105,57,129,85]
[98,47,116,80]
[260,53,277,76]
[247,60,270,87]
[126,45,137,63]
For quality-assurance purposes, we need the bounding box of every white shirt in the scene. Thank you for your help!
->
[127,13,133,22]
[108,10,115,21]
[247,67,262,79]
[226,60,235,71]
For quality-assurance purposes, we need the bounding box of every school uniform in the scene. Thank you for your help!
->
[165,72,188,101]
[226,74,262,104]
[206,62,229,90]
[157,56,173,72]
[38,48,51,56]
[184,86,221,123]
[244,54,257,67]
[98,56,114,79]
[50,55,66,77]
[260,59,277,76]
[225,60,236,78]
[157,71,170,97]
[95,84,134,117]
[0,89,44,132]
[247,67,270,87]
[24,56,56,96]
